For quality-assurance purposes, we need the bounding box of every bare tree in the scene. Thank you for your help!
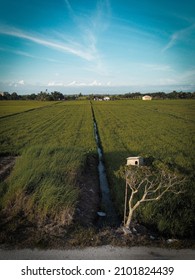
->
[124,166,185,229]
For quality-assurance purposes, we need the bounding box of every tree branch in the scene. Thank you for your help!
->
[124,166,185,229]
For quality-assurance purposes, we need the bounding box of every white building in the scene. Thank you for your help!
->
[126,156,144,166]
[103,96,110,101]
[142,95,152,100]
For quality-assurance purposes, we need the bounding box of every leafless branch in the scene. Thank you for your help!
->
[124,166,185,229]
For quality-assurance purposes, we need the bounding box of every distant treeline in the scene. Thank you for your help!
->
[120,91,195,99]
[0,91,66,101]
[0,90,195,101]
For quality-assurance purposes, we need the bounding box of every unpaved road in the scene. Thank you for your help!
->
[0,246,194,260]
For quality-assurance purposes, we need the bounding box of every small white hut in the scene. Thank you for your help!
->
[142,95,152,100]
[103,96,110,101]
[126,156,144,166]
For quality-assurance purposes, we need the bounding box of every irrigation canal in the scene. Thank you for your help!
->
[92,105,120,227]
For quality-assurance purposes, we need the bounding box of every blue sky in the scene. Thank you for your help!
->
[0,0,195,94]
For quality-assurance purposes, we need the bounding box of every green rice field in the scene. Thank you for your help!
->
[0,101,96,227]
[0,100,56,117]
[0,99,194,238]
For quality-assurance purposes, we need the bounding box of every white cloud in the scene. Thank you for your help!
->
[48,81,55,86]
[48,81,63,86]
[162,23,195,52]
[89,80,102,86]
[0,47,59,63]
[64,0,77,23]
[9,80,25,87]
[139,63,173,72]
[176,69,195,84]
[67,81,86,86]
[0,1,111,75]
[0,25,95,61]
[18,80,24,85]
[63,0,110,74]
[67,80,103,86]
[157,78,177,86]
[67,81,77,86]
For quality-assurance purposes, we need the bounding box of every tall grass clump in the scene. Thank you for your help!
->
[2,145,83,226]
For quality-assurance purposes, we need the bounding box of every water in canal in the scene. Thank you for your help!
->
[93,118,120,227]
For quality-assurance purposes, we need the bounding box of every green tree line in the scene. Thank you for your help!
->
[0,90,195,101]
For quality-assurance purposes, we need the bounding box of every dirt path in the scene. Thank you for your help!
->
[0,246,194,260]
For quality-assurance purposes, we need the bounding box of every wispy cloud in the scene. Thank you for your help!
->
[0,1,111,75]
[138,63,173,72]
[9,80,25,87]
[0,47,58,62]
[64,0,77,23]
[18,80,24,85]
[154,68,195,86]
[0,25,95,61]
[162,23,195,52]
[64,0,111,73]
[66,80,105,87]
[48,81,64,86]
[177,69,195,84]
[89,80,102,86]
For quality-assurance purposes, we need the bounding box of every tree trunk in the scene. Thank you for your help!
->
[125,208,134,228]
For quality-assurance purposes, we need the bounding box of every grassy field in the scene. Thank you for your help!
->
[0,101,97,230]
[92,99,194,171]
[0,99,194,239]
[92,99,195,237]
[0,100,56,117]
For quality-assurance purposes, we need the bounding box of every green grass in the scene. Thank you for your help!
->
[0,100,56,117]
[3,146,79,223]
[92,99,195,237]
[0,101,96,226]
[1,99,195,238]
[0,101,96,155]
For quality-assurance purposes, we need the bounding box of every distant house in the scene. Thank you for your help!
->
[103,96,110,101]
[94,97,103,101]
[142,95,152,100]
[126,156,144,166]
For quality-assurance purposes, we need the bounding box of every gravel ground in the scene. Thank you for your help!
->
[0,246,195,260]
